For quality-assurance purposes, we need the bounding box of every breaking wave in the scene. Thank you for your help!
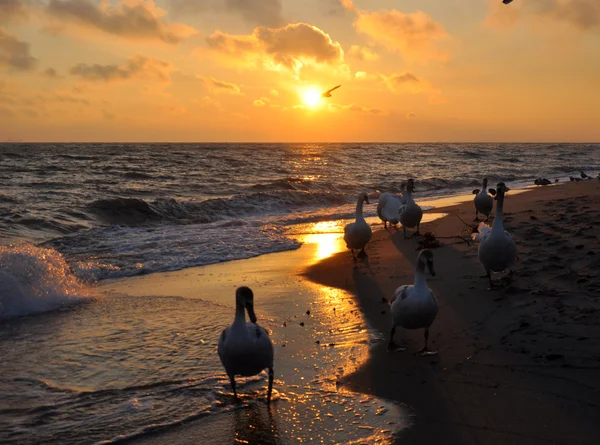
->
[0,244,95,319]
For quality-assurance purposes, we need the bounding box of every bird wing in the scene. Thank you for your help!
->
[471,221,491,242]
[325,85,341,95]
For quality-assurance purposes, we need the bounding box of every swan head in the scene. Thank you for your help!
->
[236,286,257,323]
[482,178,488,188]
[360,192,370,205]
[418,249,435,276]
[494,182,510,200]
[406,179,415,194]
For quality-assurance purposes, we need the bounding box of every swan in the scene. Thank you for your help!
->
[389,249,438,355]
[472,182,517,289]
[344,192,372,259]
[399,179,422,238]
[377,192,404,227]
[472,178,494,221]
[218,286,274,403]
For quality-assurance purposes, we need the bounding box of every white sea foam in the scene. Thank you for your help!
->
[0,244,95,319]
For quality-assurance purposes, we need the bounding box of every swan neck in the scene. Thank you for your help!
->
[234,301,246,325]
[355,197,365,220]
[414,260,427,288]
[492,194,504,233]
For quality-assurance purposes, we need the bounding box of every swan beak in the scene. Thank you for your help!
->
[365,196,370,204]
[246,302,257,323]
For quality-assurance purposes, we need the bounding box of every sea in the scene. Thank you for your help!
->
[0,143,598,444]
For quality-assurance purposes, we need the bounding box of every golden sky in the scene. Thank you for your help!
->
[1,0,599,142]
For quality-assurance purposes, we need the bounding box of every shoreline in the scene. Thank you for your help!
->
[303,180,600,444]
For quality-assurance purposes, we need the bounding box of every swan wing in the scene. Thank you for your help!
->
[390,285,411,304]
[472,221,491,242]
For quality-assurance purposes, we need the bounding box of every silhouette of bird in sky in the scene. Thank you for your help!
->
[322,85,341,98]
[502,0,513,4]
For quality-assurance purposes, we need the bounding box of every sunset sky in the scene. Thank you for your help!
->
[1,0,599,142]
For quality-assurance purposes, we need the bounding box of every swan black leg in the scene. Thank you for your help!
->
[474,210,479,222]
[403,226,408,239]
[229,374,238,401]
[267,367,274,404]
[388,326,405,352]
[485,270,495,290]
[415,224,421,236]
[416,328,438,356]
[358,248,367,258]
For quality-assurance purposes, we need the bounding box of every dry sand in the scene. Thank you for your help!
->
[305,180,600,445]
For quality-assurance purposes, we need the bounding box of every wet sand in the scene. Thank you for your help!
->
[305,180,600,444]
[99,230,408,444]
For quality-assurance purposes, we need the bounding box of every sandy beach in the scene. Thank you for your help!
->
[93,180,599,444]
[306,180,600,444]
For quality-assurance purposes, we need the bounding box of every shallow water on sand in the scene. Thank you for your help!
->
[0,231,409,444]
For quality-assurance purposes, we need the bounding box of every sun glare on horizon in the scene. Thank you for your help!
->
[300,87,323,108]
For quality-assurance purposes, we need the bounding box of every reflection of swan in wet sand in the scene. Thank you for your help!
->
[389,249,438,355]
[321,85,341,98]
[233,403,279,445]
[218,286,274,403]
[344,192,372,259]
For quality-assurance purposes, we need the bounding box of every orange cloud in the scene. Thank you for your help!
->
[329,102,386,115]
[381,71,444,103]
[347,45,378,60]
[45,0,197,43]
[341,1,449,63]
[69,55,172,82]
[199,76,242,94]
[206,22,344,74]
[0,27,37,70]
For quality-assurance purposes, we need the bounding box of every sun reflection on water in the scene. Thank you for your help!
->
[290,220,347,264]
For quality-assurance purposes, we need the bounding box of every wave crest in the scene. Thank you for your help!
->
[0,244,95,319]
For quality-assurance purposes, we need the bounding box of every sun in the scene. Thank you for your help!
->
[300,87,322,108]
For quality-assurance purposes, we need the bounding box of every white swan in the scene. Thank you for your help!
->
[399,179,423,238]
[389,249,438,355]
[472,177,494,221]
[472,182,517,289]
[218,286,274,403]
[377,192,404,227]
[344,192,372,259]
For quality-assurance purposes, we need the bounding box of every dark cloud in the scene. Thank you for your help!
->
[224,0,283,27]
[0,27,37,70]
[70,55,172,82]
[46,0,197,43]
[488,0,600,30]
[0,0,31,24]
[42,67,58,77]
[169,0,284,26]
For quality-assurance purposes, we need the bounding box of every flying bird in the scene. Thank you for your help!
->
[503,0,514,4]
[322,85,341,98]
